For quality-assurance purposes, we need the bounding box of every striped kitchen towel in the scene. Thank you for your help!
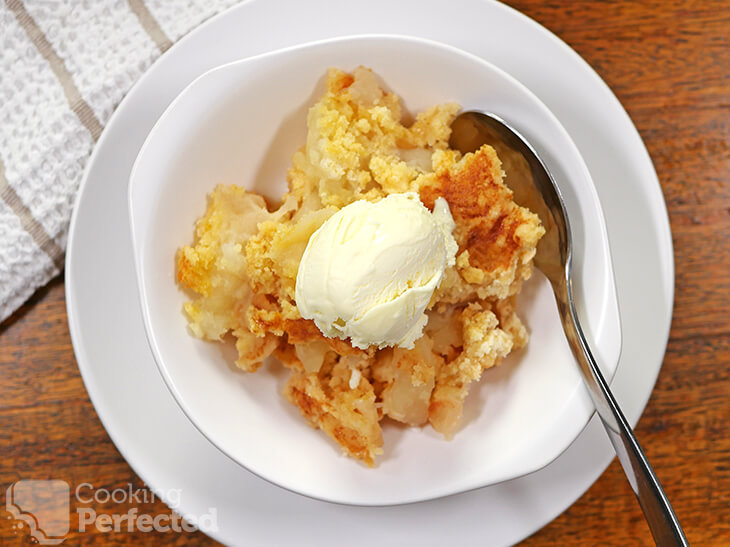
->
[0,0,239,323]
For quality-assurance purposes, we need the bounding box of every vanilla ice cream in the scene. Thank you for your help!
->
[295,192,458,350]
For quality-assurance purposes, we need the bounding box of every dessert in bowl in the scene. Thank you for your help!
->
[128,34,621,505]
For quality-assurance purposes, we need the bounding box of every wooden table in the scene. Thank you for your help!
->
[1,1,728,545]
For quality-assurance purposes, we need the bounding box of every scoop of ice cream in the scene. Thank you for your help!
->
[295,192,457,349]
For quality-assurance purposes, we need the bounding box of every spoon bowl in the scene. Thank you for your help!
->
[450,111,687,546]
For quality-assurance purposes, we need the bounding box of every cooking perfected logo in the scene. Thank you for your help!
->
[5,480,217,542]
[6,479,70,545]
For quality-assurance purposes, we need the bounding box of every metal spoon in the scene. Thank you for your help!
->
[449,111,687,546]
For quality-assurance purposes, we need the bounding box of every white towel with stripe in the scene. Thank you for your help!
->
[0,0,239,322]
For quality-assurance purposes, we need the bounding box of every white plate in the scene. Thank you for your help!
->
[128,33,621,505]
[66,0,673,545]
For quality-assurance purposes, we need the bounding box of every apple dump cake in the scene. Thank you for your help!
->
[176,67,544,466]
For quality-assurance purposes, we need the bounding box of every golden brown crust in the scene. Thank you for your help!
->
[284,319,370,357]
[421,146,543,290]
[284,369,383,466]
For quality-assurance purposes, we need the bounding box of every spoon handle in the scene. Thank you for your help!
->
[559,282,689,546]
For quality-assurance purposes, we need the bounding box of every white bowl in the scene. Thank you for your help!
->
[128,34,621,506]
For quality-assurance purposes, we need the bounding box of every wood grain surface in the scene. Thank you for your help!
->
[1,1,729,545]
